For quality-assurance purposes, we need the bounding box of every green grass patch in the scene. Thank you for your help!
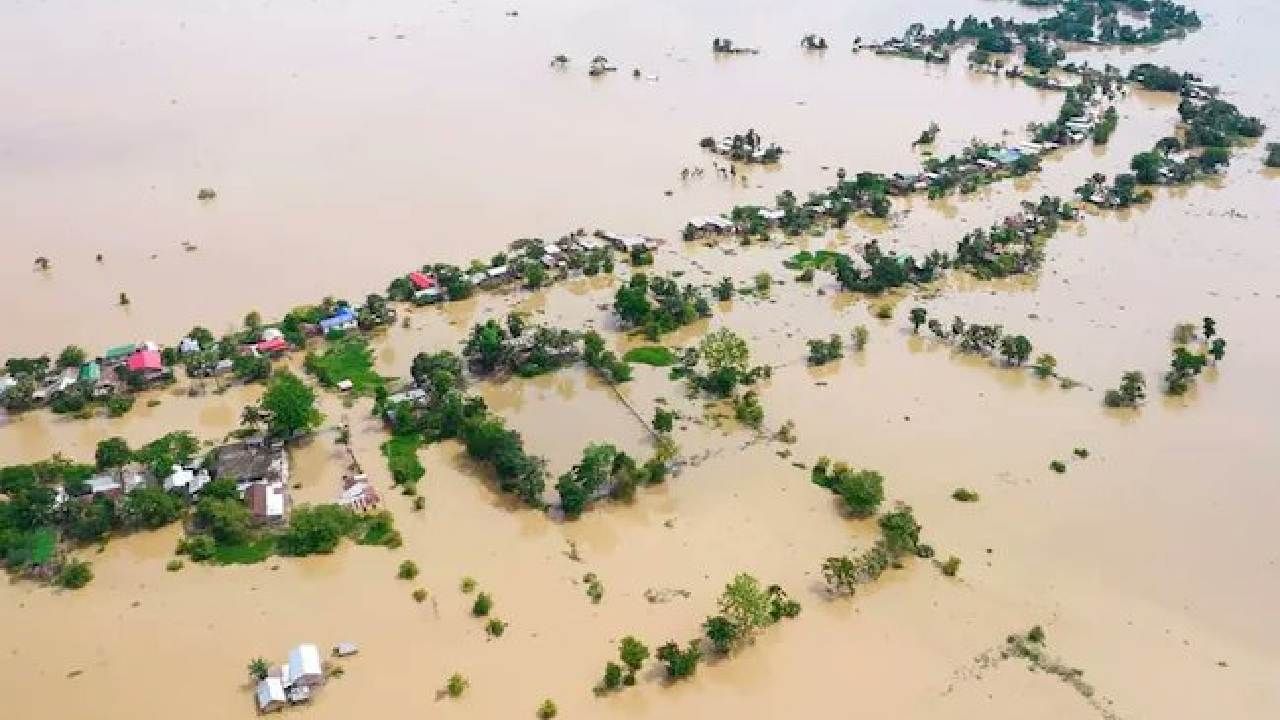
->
[783,249,844,271]
[304,336,386,394]
[6,527,58,567]
[381,433,425,486]
[212,537,277,565]
[623,346,677,367]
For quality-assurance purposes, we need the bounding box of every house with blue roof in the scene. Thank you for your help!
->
[318,306,357,334]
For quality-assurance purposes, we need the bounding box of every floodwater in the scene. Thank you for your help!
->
[3,1,1280,719]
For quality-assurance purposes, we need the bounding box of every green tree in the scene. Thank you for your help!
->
[95,437,132,469]
[821,555,857,596]
[120,486,184,529]
[813,461,885,517]
[703,615,739,653]
[1209,337,1226,362]
[57,345,87,369]
[248,658,269,681]
[715,277,734,301]
[879,505,921,557]
[600,661,623,691]
[278,504,356,555]
[261,370,323,439]
[133,432,199,478]
[653,407,675,433]
[410,351,464,394]
[834,469,885,517]
[718,573,772,644]
[655,641,701,679]
[733,390,764,428]
[700,328,749,375]
[523,260,548,289]
[63,495,117,542]
[613,275,653,326]
[999,334,1033,365]
[195,497,252,545]
[1032,353,1057,379]
[232,353,272,382]
[909,307,927,333]
[618,636,649,682]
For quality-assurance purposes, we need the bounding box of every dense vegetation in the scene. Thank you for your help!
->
[613,273,712,339]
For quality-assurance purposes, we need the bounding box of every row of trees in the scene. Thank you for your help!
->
[914,310,1039,366]
[822,502,926,595]
[597,573,800,691]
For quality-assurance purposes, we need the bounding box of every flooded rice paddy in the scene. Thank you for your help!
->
[2,1,1279,719]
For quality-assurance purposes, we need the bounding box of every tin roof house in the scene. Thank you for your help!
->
[256,677,286,713]
[285,644,324,689]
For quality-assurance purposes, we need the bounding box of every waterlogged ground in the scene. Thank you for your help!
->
[3,1,1280,719]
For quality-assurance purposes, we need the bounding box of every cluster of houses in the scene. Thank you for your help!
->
[698,130,784,164]
[865,35,949,64]
[888,142,1055,195]
[255,643,329,713]
[398,230,659,305]
[955,198,1078,276]
[0,341,174,409]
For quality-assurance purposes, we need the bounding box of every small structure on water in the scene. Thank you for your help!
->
[255,643,331,714]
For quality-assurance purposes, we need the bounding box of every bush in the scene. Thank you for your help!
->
[599,661,624,692]
[412,588,428,603]
[1049,460,1066,473]
[472,591,493,616]
[1073,447,1089,459]
[537,699,558,719]
[106,394,136,417]
[177,534,216,561]
[733,391,764,429]
[873,303,893,319]
[445,673,469,698]
[398,559,419,580]
[941,556,961,577]
[166,559,184,572]
[485,618,507,637]
[951,488,979,502]
[278,504,358,556]
[813,461,885,516]
[56,559,94,589]
[461,576,477,593]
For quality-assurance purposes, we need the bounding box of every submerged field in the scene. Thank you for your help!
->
[2,1,1279,719]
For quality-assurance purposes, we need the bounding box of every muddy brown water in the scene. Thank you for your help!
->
[3,1,1280,718]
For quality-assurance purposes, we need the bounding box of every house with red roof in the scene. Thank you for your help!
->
[256,337,290,355]
[125,349,163,374]
[408,271,437,290]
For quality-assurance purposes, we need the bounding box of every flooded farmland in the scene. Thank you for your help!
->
[2,1,1279,719]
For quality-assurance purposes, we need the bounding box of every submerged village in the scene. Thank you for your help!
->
[2,1,1279,719]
